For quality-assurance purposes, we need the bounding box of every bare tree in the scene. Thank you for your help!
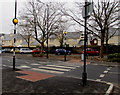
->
[53,17,73,47]
[18,21,34,47]
[61,0,119,58]
[19,0,63,49]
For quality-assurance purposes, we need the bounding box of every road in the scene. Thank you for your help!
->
[1,53,120,86]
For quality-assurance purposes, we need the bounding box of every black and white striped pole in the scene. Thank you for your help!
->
[12,0,18,70]
[64,32,67,61]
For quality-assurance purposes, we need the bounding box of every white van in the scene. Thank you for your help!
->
[20,48,32,54]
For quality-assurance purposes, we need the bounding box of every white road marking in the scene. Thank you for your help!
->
[96,79,101,81]
[107,68,111,70]
[39,66,70,71]
[17,66,31,68]
[31,68,64,74]
[109,67,112,69]
[104,71,108,73]
[99,74,105,78]
[8,60,10,62]
[25,62,30,63]
[46,65,77,69]
[31,63,40,65]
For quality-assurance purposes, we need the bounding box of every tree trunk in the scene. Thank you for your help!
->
[28,42,30,48]
[100,32,105,58]
[100,40,104,58]
[41,42,45,50]
[105,39,108,55]
[60,39,63,47]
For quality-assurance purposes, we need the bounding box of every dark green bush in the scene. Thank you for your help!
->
[108,53,120,62]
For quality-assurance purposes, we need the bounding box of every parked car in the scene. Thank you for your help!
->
[82,48,99,56]
[20,48,32,54]
[55,49,71,55]
[32,48,46,54]
[10,48,20,53]
[2,48,11,53]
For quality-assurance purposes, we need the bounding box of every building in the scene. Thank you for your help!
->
[1,28,119,48]
[49,32,82,47]
[108,28,120,45]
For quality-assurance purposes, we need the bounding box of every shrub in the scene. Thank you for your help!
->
[108,53,120,62]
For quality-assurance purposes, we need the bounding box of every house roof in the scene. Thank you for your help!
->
[66,32,81,39]
[21,41,28,45]
[109,28,120,36]
[78,40,84,45]
[50,32,81,39]
[3,34,30,41]
[30,41,39,46]
[3,34,13,41]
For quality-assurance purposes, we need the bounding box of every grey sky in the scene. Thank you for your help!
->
[0,0,116,34]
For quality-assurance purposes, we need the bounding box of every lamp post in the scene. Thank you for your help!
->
[64,32,67,61]
[12,0,18,70]
[82,0,93,85]
[81,0,94,86]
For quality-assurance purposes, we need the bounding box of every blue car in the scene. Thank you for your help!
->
[55,49,71,55]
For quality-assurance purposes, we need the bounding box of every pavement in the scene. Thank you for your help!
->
[1,54,120,94]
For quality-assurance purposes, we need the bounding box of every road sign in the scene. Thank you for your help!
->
[82,2,94,18]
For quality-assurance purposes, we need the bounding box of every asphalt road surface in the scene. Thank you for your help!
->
[1,53,120,86]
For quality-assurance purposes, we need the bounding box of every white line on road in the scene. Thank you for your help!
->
[31,63,40,65]
[17,66,31,68]
[8,60,10,62]
[46,65,77,69]
[31,68,64,74]
[104,71,108,73]
[99,74,105,78]
[39,66,70,71]
[107,68,111,70]
[96,79,101,81]
[25,62,30,63]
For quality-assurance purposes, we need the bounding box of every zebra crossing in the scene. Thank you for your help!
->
[16,64,81,74]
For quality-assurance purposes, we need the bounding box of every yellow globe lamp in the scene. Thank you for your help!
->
[64,32,68,34]
[13,18,18,25]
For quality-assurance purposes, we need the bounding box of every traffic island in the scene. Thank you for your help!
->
[2,68,113,95]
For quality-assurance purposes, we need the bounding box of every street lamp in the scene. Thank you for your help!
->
[64,32,67,61]
[12,0,18,70]
[82,0,93,86]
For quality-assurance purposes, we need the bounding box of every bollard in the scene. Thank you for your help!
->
[81,54,84,61]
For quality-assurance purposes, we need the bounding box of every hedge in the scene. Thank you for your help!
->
[108,53,120,62]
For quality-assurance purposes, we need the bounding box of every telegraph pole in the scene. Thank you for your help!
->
[12,0,18,70]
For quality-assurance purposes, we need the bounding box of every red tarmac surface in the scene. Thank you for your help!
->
[16,70,55,82]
